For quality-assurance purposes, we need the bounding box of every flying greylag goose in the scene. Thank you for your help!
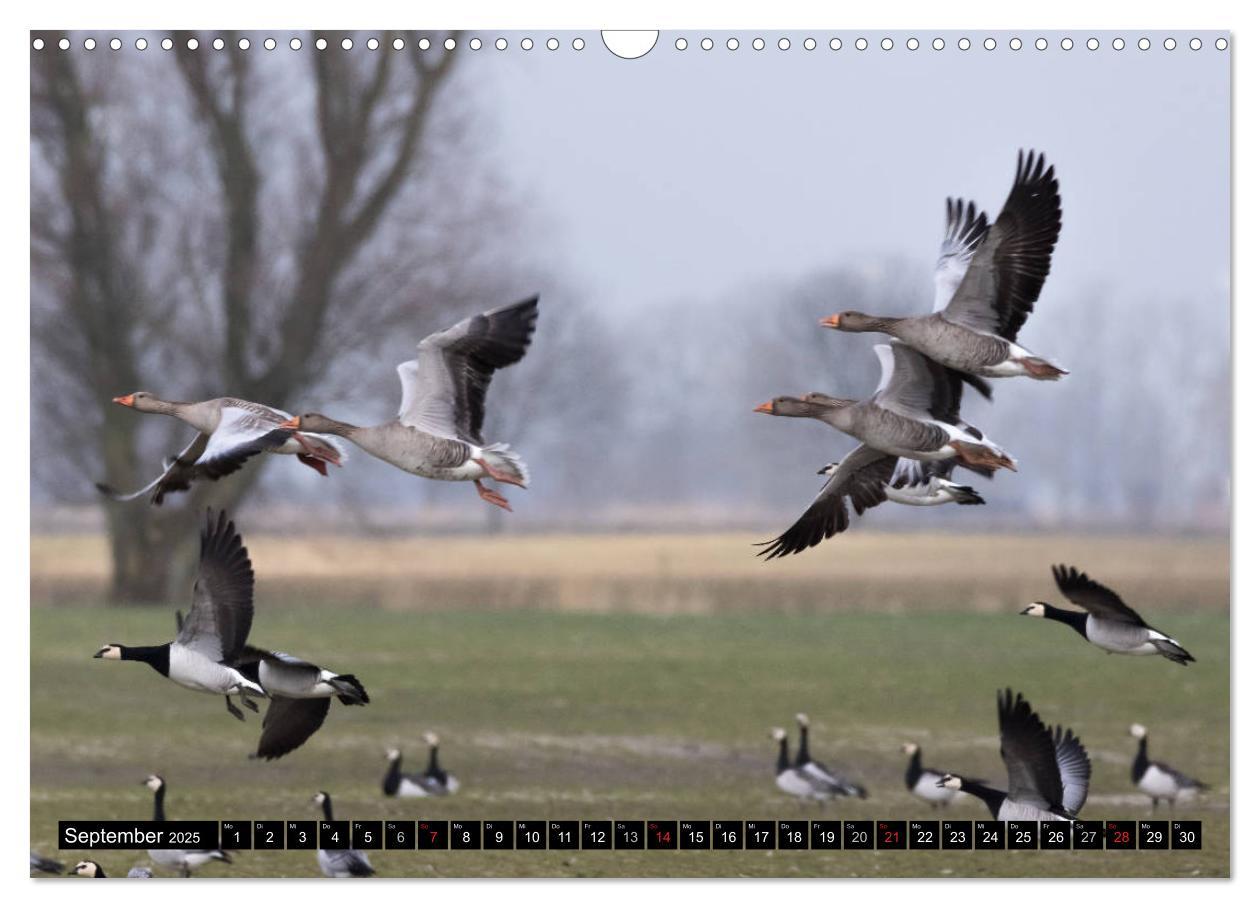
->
[821,150,1065,381]
[382,732,460,797]
[312,792,375,877]
[793,713,867,798]
[282,296,538,512]
[98,394,344,506]
[902,742,958,808]
[937,689,1090,821]
[144,775,233,876]
[1020,565,1195,664]
[771,727,837,802]
[1129,724,1207,808]
[756,339,1014,474]
[94,511,267,721]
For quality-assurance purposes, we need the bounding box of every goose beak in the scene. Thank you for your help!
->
[754,401,774,415]
[112,394,135,407]
[279,416,300,430]
[820,314,842,329]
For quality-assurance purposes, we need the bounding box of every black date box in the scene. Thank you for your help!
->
[777,820,809,850]
[680,821,710,850]
[1007,820,1037,850]
[877,820,907,850]
[319,821,350,850]
[482,821,512,850]
[1073,820,1104,850]
[1106,820,1137,850]
[1039,821,1071,850]
[221,821,251,849]
[253,820,284,851]
[941,820,972,850]
[745,821,775,850]
[811,820,843,850]
[713,820,744,850]
[515,820,546,850]
[286,820,317,850]
[417,820,449,850]
[614,820,644,850]
[351,821,382,850]
[647,820,678,850]
[1139,820,1170,850]
[975,820,1005,850]
[844,820,874,850]
[582,821,612,850]
[549,821,579,850]
[385,820,415,850]
[909,820,939,850]
[450,820,481,850]
[1171,820,1201,850]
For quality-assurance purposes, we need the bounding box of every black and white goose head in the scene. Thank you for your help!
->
[71,860,106,878]
[1019,602,1049,618]
[1130,723,1148,740]
[144,774,165,794]
[901,742,920,756]
[935,773,965,792]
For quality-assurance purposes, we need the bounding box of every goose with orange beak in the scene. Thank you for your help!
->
[99,392,344,505]
[280,295,539,512]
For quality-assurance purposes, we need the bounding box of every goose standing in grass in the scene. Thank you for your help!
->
[383,733,460,797]
[820,149,1065,381]
[282,296,539,512]
[1129,724,1207,809]
[755,341,1016,475]
[1020,565,1195,665]
[771,728,837,802]
[235,647,370,761]
[755,351,992,558]
[98,394,343,505]
[794,714,867,798]
[31,852,64,875]
[144,775,232,877]
[312,792,375,877]
[94,511,266,721]
[901,742,958,808]
[937,689,1090,821]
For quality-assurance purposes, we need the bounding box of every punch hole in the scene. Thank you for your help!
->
[32,37,44,50]
[932,38,944,51]
[161,37,172,50]
[84,38,96,50]
[700,37,713,51]
[1061,38,1073,51]
[881,38,893,50]
[366,37,380,51]
[1215,38,1228,50]
[291,38,303,51]
[546,38,559,51]
[1112,38,1125,50]
[469,37,482,51]
[572,37,585,51]
[855,37,867,51]
[752,37,765,51]
[778,38,790,50]
[1164,38,1176,51]
[1138,37,1150,51]
[495,38,508,50]
[803,37,817,51]
[1087,38,1100,51]
[212,38,224,50]
[521,38,533,50]
[958,37,971,51]
[110,38,122,50]
[418,38,431,50]
[135,38,148,50]
[983,37,996,51]
[1189,38,1202,51]
[906,38,919,50]
[601,31,658,59]
[1010,38,1022,51]
[444,37,456,50]
[726,38,739,51]
[264,38,276,50]
[829,38,842,51]
[1036,37,1048,51]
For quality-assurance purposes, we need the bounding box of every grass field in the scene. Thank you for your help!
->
[31,532,1229,878]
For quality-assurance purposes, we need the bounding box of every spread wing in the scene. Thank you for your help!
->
[997,688,1064,811]
[873,341,954,422]
[252,697,331,761]
[1052,725,1091,816]
[933,198,990,312]
[756,446,896,559]
[397,296,539,444]
[1052,565,1143,625]
[175,510,254,663]
[941,150,1062,341]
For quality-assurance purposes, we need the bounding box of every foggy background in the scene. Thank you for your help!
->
[30,30,1229,598]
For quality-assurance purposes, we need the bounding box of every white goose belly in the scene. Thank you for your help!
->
[997,800,1070,822]
[912,773,956,803]
[1085,616,1160,654]
[1138,766,1185,799]
[167,646,251,695]
[258,661,338,699]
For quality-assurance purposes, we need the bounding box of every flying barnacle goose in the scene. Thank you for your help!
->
[94,510,267,721]
[936,689,1091,821]
[312,792,375,877]
[235,646,370,761]
[794,713,867,798]
[771,727,837,802]
[31,851,64,875]
[144,774,233,877]
[1130,724,1208,808]
[1020,565,1195,665]
[901,742,958,808]
[383,732,460,797]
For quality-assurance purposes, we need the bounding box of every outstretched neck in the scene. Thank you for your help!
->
[306,416,362,438]
[1044,605,1089,639]
[122,644,170,678]
[795,727,811,766]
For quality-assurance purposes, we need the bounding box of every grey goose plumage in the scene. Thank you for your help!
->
[94,511,267,720]
[1020,565,1195,664]
[98,394,343,506]
[284,296,539,512]
[822,149,1066,381]
[1129,724,1207,808]
[937,689,1090,822]
[144,775,232,876]
[383,732,460,797]
[312,792,375,877]
[771,727,837,801]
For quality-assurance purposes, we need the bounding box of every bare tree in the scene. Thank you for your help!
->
[30,30,531,601]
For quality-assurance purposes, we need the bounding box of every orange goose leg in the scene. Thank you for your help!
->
[475,480,513,512]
